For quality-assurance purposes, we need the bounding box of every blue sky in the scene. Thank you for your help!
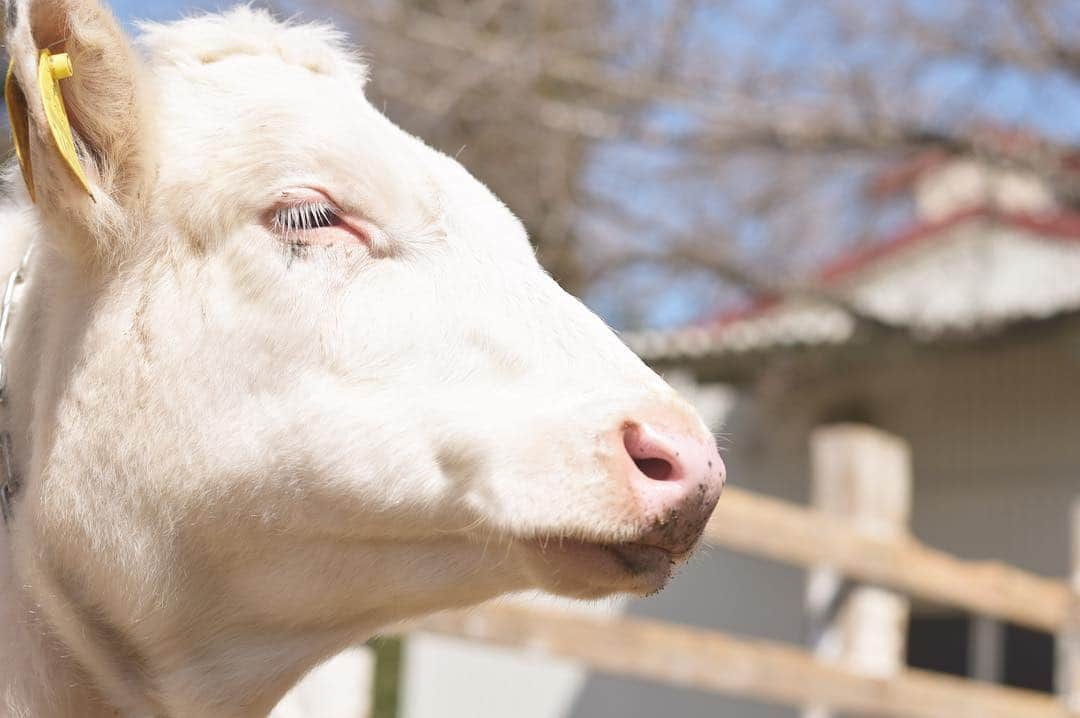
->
[111,0,224,24]
[114,0,1080,140]
[111,0,315,25]
[114,1,1080,141]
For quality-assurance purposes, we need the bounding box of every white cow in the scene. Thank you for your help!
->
[0,2,725,716]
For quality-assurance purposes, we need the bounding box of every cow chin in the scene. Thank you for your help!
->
[518,537,688,599]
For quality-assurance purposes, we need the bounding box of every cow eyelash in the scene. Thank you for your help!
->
[272,202,342,237]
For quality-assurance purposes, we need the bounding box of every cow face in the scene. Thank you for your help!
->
[3,2,724,712]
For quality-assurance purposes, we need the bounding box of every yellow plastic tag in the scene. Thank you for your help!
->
[38,50,92,196]
[4,59,35,202]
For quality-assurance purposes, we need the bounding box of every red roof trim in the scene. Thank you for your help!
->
[708,205,1080,329]
[867,129,1080,199]
[1007,210,1080,238]
[708,296,781,327]
[817,207,983,281]
[819,206,1080,283]
[866,151,949,199]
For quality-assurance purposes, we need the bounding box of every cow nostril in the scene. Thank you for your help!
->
[624,424,682,482]
[633,457,674,481]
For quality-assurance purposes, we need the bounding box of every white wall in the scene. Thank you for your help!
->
[403,595,626,718]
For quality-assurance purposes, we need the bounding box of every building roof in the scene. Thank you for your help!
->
[866,130,1080,200]
[626,206,1080,362]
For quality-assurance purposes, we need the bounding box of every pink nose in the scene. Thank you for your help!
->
[621,421,725,555]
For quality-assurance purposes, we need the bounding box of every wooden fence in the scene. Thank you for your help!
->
[409,424,1080,717]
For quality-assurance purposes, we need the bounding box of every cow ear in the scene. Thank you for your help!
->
[4,0,151,250]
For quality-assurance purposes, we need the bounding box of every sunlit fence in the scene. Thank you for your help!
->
[407,425,1080,718]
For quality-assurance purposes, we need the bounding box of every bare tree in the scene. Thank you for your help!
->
[304,0,1080,329]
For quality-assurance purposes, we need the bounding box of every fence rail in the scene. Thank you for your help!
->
[418,604,1073,718]
[708,486,1073,633]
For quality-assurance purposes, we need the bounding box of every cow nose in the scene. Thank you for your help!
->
[621,420,725,553]
[623,422,724,484]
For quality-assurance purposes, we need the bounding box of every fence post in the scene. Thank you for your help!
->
[803,424,912,718]
[1059,498,1080,712]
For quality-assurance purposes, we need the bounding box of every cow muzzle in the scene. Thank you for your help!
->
[524,406,725,597]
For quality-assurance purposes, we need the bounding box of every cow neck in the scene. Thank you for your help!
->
[0,245,32,526]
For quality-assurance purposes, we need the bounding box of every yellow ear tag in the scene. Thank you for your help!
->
[37,50,92,197]
[4,59,36,202]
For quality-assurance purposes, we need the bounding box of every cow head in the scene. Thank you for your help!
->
[2,1,724,713]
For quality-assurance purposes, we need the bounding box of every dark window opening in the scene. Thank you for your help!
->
[1002,624,1054,693]
[907,614,969,677]
[905,613,1054,694]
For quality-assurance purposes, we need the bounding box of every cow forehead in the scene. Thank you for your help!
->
[138,8,535,261]
[154,56,410,199]
[137,7,367,83]
[140,8,384,196]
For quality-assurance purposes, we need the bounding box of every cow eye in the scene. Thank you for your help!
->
[272,201,342,237]
[266,190,374,249]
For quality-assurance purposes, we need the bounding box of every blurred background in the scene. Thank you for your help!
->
[13,1,1080,717]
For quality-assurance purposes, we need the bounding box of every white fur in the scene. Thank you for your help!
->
[0,3,711,717]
